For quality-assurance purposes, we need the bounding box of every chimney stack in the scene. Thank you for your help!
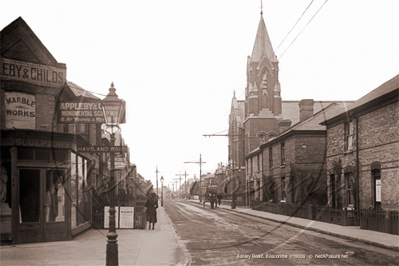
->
[278,119,292,133]
[299,99,314,122]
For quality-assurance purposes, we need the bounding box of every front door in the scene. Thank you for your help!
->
[17,168,68,244]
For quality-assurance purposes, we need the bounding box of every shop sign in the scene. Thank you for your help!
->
[376,179,381,202]
[119,207,134,228]
[2,138,71,149]
[58,101,105,124]
[4,92,35,129]
[1,58,66,87]
[77,146,127,153]
[58,101,126,124]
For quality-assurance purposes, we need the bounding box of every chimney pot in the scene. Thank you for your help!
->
[299,99,314,122]
[278,119,292,133]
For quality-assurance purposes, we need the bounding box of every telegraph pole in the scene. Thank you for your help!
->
[185,154,206,202]
[176,171,189,199]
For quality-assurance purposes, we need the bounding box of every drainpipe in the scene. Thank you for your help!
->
[356,116,360,212]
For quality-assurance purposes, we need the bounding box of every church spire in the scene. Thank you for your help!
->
[250,12,277,62]
[260,0,263,16]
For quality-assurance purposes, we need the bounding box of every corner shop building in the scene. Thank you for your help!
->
[1,17,98,244]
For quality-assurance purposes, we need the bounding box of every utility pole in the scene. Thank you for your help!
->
[176,171,189,199]
[185,154,206,202]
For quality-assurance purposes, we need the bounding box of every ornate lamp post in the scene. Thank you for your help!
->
[160,176,164,207]
[102,82,124,266]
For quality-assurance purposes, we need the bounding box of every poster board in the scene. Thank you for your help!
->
[119,207,134,228]
[104,206,119,228]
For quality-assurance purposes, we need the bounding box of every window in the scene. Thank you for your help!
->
[269,148,273,169]
[257,155,260,173]
[281,142,285,165]
[76,124,89,141]
[373,170,381,210]
[345,173,355,208]
[344,121,353,150]
[281,177,286,201]
[330,174,336,208]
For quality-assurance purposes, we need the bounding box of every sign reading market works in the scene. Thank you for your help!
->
[77,146,127,153]
[4,91,36,129]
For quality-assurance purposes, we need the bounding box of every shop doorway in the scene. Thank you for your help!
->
[17,168,68,244]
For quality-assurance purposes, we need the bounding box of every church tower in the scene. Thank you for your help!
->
[244,10,282,155]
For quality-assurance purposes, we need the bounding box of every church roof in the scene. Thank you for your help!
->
[251,15,277,62]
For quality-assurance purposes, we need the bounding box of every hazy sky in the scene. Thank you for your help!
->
[1,0,398,189]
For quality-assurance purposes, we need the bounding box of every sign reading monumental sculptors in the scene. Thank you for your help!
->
[4,92,36,129]
[58,102,105,124]
[58,101,126,124]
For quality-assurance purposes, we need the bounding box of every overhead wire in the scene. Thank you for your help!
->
[279,0,329,59]
[275,0,315,52]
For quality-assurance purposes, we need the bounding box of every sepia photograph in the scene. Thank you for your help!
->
[1,0,398,265]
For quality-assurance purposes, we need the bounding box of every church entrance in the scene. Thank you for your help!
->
[16,168,68,244]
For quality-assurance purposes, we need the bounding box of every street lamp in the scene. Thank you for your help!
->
[160,176,164,206]
[102,82,124,266]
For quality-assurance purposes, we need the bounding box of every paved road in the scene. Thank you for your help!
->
[164,200,399,266]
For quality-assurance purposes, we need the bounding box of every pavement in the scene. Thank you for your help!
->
[0,204,188,266]
[188,199,399,252]
[1,200,398,265]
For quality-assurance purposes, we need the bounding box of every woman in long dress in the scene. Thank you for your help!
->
[145,192,158,230]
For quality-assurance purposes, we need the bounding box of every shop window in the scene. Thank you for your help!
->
[269,148,273,169]
[344,121,353,151]
[77,156,84,225]
[19,169,40,223]
[71,152,77,228]
[281,177,286,201]
[36,148,51,162]
[53,150,68,163]
[373,169,381,210]
[84,159,90,221]
[45,170,66,222]
[281,142,285,166]
[17,148,34,160]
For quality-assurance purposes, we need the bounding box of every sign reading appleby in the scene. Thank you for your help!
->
[58,101,105,123]
[5,92,36,129]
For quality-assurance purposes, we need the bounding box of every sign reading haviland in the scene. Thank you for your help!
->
[1,58,66,87]
[4,92,36,129]
[77,146,127,153]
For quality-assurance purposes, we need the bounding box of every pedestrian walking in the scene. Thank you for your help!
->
[145,192,158,230]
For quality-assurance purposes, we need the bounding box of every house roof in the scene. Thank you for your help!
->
[67,81,100,100]
[1,17,65,68]
[322,74,399,124]
[282,101,353,125]
[246,103,350,156]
